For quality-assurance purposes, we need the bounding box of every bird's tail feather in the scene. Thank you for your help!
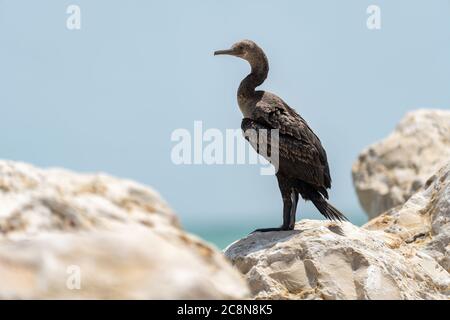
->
[311,197,348,222]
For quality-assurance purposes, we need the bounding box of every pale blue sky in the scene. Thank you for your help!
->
[1,1,449,230]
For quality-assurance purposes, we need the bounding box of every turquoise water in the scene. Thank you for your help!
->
[184,212,368,249]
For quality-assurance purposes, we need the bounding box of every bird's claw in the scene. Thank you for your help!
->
[250,226,292,234]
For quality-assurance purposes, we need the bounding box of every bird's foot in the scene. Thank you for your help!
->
[251,226,293,233]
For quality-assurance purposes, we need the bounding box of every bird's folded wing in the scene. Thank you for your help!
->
[251,100,318,144]
[241,117,330,188]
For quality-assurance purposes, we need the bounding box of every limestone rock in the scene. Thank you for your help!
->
[225,163,450,300]
[365,162,450,273]
[0,160,249,299]
[352,109,450,219]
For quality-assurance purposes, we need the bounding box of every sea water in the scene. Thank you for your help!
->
[184,212,368,249]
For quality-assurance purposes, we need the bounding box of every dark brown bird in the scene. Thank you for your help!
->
[215,40,348,232]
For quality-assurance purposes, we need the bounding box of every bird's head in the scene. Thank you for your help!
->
[214,40,265,65]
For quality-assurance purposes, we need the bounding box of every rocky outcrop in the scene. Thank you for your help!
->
[225,163,450,300]
[365,162,450,273]
[0,161,249,299]
[352,109,450,219]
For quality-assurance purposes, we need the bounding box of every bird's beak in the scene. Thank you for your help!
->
[214,48,235,56]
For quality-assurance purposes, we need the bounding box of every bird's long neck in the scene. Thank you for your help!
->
[238,53,269,99]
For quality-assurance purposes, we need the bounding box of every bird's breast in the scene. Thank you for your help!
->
[237,96,255,118]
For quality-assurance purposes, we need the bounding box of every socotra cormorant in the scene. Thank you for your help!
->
[214,40,348,232]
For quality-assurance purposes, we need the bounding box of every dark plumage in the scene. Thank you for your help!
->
[215,40,348,232]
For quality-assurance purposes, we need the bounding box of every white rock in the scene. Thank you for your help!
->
[225,163,450,300]
[352,109,450,219]
[0,160,249,299]
[365,162,450,274]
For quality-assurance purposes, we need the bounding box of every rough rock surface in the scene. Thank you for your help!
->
[352,109,450,219]
[0,161,249,299]
[225,163,450,300]
[365,162,450,274]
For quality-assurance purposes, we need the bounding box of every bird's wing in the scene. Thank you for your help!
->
[243,99,331,189]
